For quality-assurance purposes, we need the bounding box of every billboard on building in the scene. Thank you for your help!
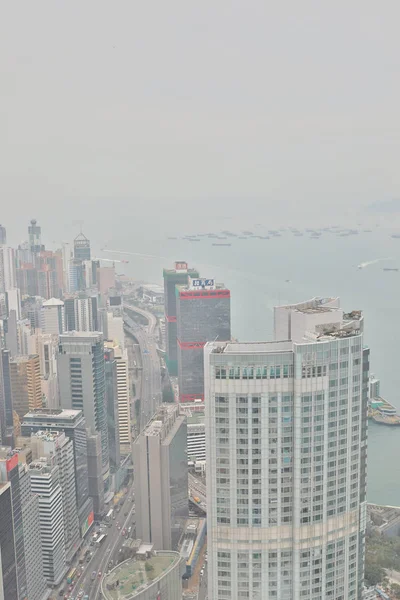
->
[81,510,94,537]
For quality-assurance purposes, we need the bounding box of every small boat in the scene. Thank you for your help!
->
[212,243,232,247]
[383,268,399,272]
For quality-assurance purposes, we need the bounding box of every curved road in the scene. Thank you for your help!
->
[123,304,162,431]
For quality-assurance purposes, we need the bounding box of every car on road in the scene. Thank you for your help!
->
[78,591,84,598]
[98,571,102,578]
[91,571,96,581]
[124,511,128,516]
[122,528,126,536]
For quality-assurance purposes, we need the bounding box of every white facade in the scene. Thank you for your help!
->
[187,421,206,462]
[205,299,367,600]
[30,431,80,561]
[17,319,36,355]
[106,312,125,350]
[41,298,65,335]
[105,342,131,451]
[28,459,66,586]
[35,333,59,409]
[0,247,16,293]
[75,296,94,331]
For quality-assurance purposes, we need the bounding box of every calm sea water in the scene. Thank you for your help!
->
[96,219,400,506]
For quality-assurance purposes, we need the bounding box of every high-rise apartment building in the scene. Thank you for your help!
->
[30,431,80,561]
[57,332,109,491]
[29,457,66,585]
[35,333,59,409]
[86,431,105,516]
[10,354,42,419]
[133,404,188,550]
[204,297,368,600]
[0,482,18,599]
[163,261,199,375]
[21,408,93,538]
[40,298,65,335]
[176,277,231,402]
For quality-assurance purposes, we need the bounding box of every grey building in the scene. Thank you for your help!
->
[176,279,231,402]
[0,225,6,245]
[21,408,93,538]
[29,458,66,585]
[73,232,91,262]
[0,482,18,599]
[57,332,110,493]
[0,448,27,599]
[30,431,80,562]
[133,404,188,550]
[19,461,48,600]
[205,297,368,600]
[86,431,105,516]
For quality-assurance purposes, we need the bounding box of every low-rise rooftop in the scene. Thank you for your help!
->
[102,551,181,599]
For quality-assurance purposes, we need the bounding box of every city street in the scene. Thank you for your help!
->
[63,483,136,600]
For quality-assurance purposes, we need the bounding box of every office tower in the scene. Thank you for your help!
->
[133,404,188,550]
[21,408,93,538]
[63,294,98,332]
[40,298,65,334]
[0,482,18,599]
[0,225,6,246]
[176,277,231,402]
[163,261,199,375]
[68,259,85,292]
[204,298,367,600]
[18,461,48,600]
[28,219,43,255]
[74,232,91,262]
[57,332,110,490]
[30,431,80,561]
[16,262,38,296]
[105,341,130,454]
[0,246,16,293]
[10,354,42,419]
[0,449,27,599]
[97,266,116,294]
[86,431,105,516]
[6,287,22,320]
[1,350,14,446]
[22,295,43,331]
[29,457,66,585]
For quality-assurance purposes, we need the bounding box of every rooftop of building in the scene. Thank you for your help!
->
[186,412,205,425]
[142,283,164,294]
[59,330,103,339]
[31,430,66,443]
[42,297,64,307]
[140,404,184,442]
[102,551,181,599]
[276,296,340,314]
[23,408,82,421]
[10,354,39,363]
[210,340,293,355]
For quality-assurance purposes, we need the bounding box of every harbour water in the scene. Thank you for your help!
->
[95,214,400,506]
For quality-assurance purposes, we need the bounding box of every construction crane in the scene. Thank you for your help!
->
[92,257,129,264]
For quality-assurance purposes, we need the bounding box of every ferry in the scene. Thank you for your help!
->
[368,397,400,426]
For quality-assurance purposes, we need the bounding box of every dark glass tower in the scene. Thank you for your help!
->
[0,482,18,599]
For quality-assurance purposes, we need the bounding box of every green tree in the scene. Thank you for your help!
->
[364,562,384,587]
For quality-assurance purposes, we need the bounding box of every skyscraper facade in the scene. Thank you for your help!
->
[0,482,18,599]
[204,298,367,600]
[0,449,27,600]
[163,261,199,375]
[0,225,6,246]
[57,332,110,490]
[10,354,42,419]
[28,458,66,585]
[0,246,16,293]
[21,408,93,538]
[176,277,231,402]
[73,232,91,262]
[28,219,42,255]
[40,298,65,335]
[133,404,188,550]
[30,431,80,561]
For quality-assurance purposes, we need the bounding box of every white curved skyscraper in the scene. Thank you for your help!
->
[205,298,368,600]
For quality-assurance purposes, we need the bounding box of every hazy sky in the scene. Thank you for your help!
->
[1,2,400,241]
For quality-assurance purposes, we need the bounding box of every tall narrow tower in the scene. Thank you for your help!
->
[163,262,199,375]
